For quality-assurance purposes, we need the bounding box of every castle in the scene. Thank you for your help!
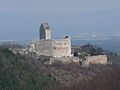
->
[10,22,107,66]
[28,23,72,57]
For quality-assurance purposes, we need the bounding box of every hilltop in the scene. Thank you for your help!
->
[0,43,120,90]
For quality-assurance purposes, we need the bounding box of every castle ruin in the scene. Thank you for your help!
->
[10,22,108,66]
[28,23,72,57]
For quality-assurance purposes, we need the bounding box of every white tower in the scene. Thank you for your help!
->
[39,23,51,40]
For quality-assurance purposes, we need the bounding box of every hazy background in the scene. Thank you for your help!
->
[0,0,120,40]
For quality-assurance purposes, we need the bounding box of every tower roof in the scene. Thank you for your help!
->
[64,36,69,39]
[41,23,50,30]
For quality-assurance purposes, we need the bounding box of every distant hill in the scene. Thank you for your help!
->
[1,38,120,54]
[72,38,120,54]
[0,40,31,47]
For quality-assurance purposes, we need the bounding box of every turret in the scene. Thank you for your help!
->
[39,23,51,40]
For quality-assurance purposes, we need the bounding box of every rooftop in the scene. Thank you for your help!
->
[41,23,50,30]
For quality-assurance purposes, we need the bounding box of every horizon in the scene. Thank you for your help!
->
[0,0,120,40]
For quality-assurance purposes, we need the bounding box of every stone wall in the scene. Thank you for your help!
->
[82,55,108,67]
[29,38,72,57]
[31,40,53,56]
[52,38,72,57]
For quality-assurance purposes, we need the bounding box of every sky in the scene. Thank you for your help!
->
[0,0,120,40]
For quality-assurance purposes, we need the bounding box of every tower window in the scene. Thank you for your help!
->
[46,27,49,29]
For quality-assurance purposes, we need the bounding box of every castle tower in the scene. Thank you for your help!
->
[39,23,51,40]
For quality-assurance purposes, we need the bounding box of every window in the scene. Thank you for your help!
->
[64,43,66,45]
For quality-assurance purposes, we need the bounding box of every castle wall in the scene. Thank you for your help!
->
[52,38,72,57]
[82,55,108,67]
[30,38,72,57]
[31,40,53,56]
[87,55,107,65]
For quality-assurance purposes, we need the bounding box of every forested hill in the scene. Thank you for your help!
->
[0,46,120,90]
[0,47,56,90]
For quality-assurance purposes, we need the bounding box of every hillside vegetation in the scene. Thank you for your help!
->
[0,44,120,90]
[46,68,120,90]
[0,47,56,90]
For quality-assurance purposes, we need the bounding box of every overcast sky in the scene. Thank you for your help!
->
[0,0,120,40]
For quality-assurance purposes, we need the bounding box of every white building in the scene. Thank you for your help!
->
[28,23,72,57]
